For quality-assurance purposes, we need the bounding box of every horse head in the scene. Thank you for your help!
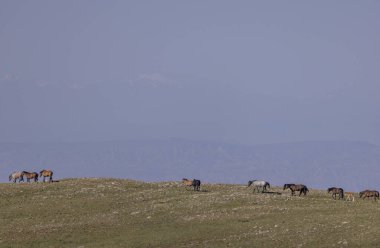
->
[247,181,253,187]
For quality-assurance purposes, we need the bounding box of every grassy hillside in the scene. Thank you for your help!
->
[1,179,380,247]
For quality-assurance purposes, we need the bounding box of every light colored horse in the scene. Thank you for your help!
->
[248,180,270,193]
[182,178,193,187]
[9,171,24,183]
[40,169,53,182]
[345,192,355,202]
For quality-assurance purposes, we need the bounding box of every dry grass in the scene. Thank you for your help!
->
[1,179,380,247]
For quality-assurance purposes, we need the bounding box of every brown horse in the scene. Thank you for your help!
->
[359,190,379,201]
[283,184,309,196]
[327,187,344,200]
[40,170,53,182]
[23,171,39,182]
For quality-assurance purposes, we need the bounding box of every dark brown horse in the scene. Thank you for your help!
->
[327,187,344,200]
[359,190,379,201]
[39,169,53,182]
[283,184,309,196]
[22,171,38,182]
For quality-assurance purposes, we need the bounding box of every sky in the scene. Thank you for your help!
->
[0,1,379,145]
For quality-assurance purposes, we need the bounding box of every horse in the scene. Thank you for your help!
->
[345,192,355,202]
[9,171,24,183]
[327,187,344,200]
[182,178,201,191]
[248,180,270,193]
[182,178,193,187]
[359,190,379,201]
[192,179,201,191]
[23,171,39,182]
[283,184,309,196]
[39,169,53,182]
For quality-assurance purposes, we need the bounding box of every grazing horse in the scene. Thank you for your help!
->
[359,190,379,201]
[39,170,53,182]
[283,184,309,196]
[327,187,344,200]
[182,178,193,187]
[248,180,270,193]
[9,171,24,183]
[182,178,201,191]
[23,171,39,182]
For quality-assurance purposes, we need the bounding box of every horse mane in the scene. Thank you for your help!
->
[283,183,294,189]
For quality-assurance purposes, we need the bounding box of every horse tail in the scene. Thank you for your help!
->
[9,174,12,181]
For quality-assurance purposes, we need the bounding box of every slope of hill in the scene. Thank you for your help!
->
[0,179,379,247]
[0,139,379,191]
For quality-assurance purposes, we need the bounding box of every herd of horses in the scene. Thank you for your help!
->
[182,178,380,202]
[8,170,53,183]
[7,172,380,202]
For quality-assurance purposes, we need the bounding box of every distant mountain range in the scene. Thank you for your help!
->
[0,139,379,191]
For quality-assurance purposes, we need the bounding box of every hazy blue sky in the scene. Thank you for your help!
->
[0,1,379,144]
